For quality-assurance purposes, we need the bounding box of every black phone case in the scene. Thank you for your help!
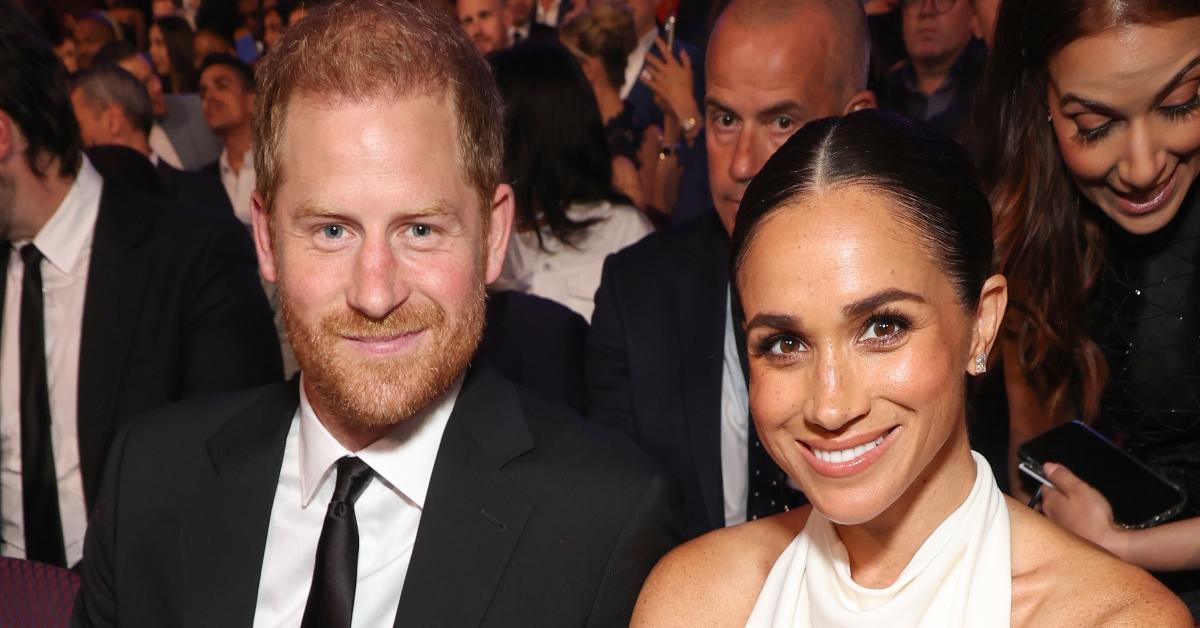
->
[1017,421,1186,529]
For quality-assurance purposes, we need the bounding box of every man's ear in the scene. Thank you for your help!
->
[965,274,1008,375]
[483,183,514,285]
[841,89,877,115]
[0,111,14,163]
[250,189,278,283]
[103,104,124,138]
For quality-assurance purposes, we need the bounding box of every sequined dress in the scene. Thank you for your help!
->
[1086,180,1200,614]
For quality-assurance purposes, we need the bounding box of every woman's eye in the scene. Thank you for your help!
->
[1073,112,1111,134]
[410,223,432,237]
[322,225,345,239]
[1161,80,1200,108]
[860,316,908,342]
[768,336,804,355]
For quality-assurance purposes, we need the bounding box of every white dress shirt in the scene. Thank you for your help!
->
[495,200,652,321]
[252,375,462,628]
[535,0,563,27]
[148,123,184,170]
[621,28,659,100]
[1,157,103,566]
[219,146,256,224]
[509,22,531,45]
[720,288,750,527]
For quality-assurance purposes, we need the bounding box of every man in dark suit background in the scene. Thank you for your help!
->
[505,0,560,45]
[73,1,679,626]
[587,0,876,540]
[0,1,282,569]
[69,64,234,215]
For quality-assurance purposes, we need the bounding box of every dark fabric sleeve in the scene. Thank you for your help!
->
[584,256,639,441]
[584,473,683,628]
[70,422,132,628]
[178,215,283,396]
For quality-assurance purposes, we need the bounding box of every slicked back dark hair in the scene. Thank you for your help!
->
[0,0,82,178]
[731,109,993,312]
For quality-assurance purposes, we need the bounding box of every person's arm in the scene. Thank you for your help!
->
[1042,462,1200,572]
[585,256,638,441]
[180,214,284,395]
[612,155,645,209]
[585,473,683,628]
[641,38,701,217]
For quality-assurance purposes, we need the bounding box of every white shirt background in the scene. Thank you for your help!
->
[252,376,461,628]
[0,158,102,566]
[535,0,563,27]
[496,200,652,321]
[621,28,659,100]
[148,123,184,170]
[720,289,749,527]
[219,147,256,224]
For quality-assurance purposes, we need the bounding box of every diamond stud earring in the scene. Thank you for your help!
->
[974,353,987,375]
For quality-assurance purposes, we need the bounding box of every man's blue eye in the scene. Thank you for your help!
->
[411,224,432,237]
[323,225,344,238]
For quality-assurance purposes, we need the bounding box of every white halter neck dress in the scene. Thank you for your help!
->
[745,452,1011,628]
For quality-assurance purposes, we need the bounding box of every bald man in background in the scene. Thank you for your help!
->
[587,0,875,540]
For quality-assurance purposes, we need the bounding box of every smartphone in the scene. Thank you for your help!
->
[1017,461,1053,488]
[665,14,676,50]
[1018,421,1186,528]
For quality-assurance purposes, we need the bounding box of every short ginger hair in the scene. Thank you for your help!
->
[252,0,505,214]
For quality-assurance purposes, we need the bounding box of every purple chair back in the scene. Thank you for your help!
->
[0,557,81,627]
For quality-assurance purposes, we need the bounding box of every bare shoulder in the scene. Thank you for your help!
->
[1007,497,1191,627]
[630,507,811,628]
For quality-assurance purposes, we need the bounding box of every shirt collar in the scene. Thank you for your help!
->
[218,146,254,175]
[536,0,561,25]
[30,155,103,275]
[297,374,463,509]
[622,28,661,100]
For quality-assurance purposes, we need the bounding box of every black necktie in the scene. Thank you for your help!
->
[301,456,375,628]
[18,244,66,566]
[730,287,807,521]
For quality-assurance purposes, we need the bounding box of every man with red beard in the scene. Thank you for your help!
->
[71,1,681,626]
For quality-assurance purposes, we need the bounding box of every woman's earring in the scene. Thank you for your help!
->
[1047,111,1053,124]
[975,354,988,375]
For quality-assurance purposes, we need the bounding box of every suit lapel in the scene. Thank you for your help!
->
[76,184,152,508]
[394,365,534,627]
[180,381,298,628]
[676,213,730,531]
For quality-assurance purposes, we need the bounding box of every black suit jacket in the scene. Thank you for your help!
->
[72,365,681,627]
[71,180,282,509]
[156,160,235,216]
[479,290,588,413]
[85,145,235,217]
[586,211,728,538]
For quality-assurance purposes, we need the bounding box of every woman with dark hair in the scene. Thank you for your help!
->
[489,43,653,321]
[149,16,197,93]
[969,0,1200,611]
[631,110,1187,627]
